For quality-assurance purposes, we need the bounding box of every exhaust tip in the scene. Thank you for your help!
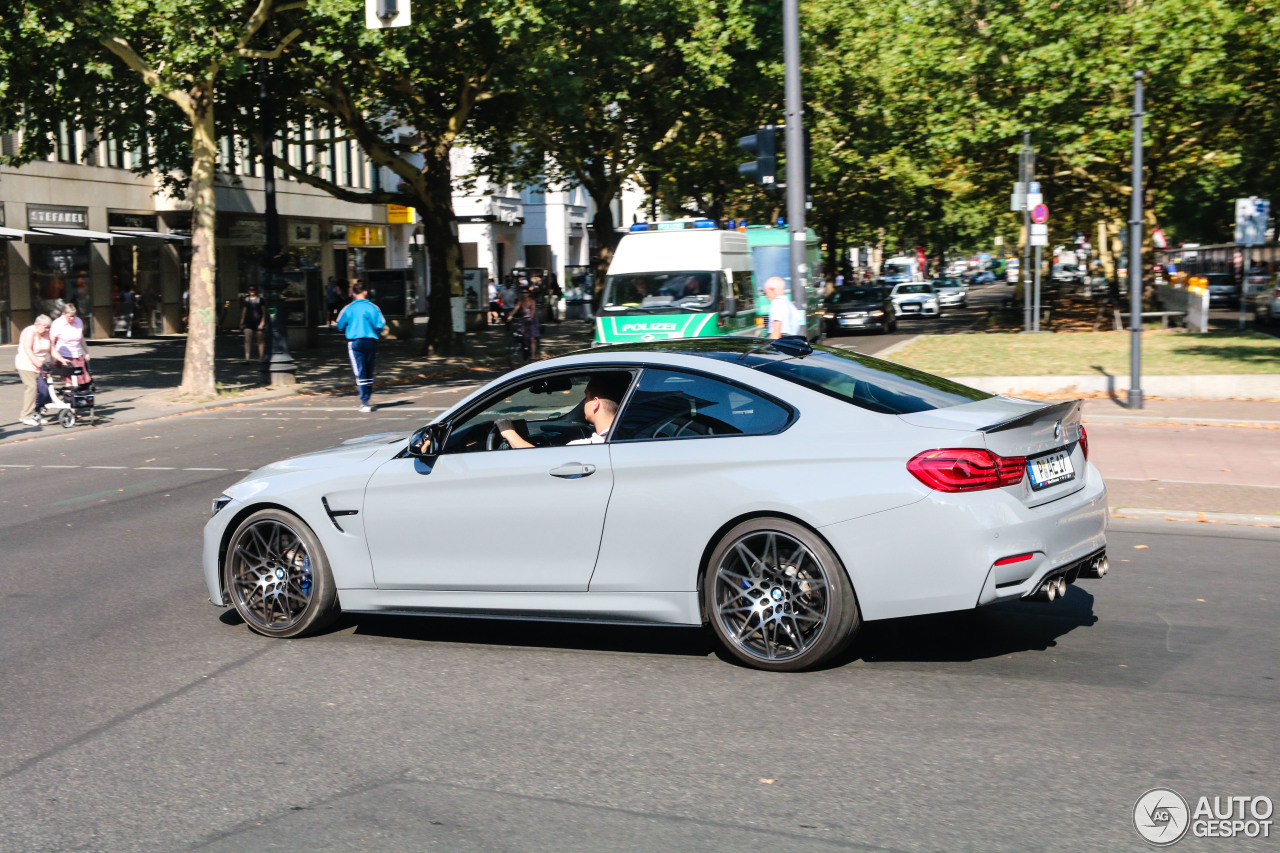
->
[1056,576,1068,598]
[1043,578,1058,601]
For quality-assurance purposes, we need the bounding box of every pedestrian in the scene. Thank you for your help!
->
[763,276,803,339]
[335,279,386,412]
[326,276,342,326]
[487,277,501,324]
[507,287,541,359]
[240,285,266,363]
[49,303,92,385]
[15,314,52,427]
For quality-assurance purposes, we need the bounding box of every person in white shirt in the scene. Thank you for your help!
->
[764,276,802,339]
[496,374,629,448]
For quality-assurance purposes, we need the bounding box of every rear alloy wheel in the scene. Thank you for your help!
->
[224,509,337,639]
[704,518,860,671]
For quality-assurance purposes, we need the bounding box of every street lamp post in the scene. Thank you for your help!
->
[1127,71,1145,410]
[782,0,807,309]
[258,59,297,386]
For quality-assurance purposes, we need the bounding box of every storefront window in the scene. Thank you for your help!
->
[345,247,386,286]
[110,243,162,336]
[31,244,93,334]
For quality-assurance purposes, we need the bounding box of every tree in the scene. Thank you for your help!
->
[261,0,534,356]
[2,0,303,396]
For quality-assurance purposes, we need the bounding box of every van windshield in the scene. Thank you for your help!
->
[603,272,720,312]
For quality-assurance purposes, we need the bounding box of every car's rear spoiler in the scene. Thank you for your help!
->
[980,399,1081,434]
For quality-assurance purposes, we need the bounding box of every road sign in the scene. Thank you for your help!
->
[1010,182,1026,212]
[1031,204,1049,224]
[1030,223,1048,247]
[1234,196,1270,246]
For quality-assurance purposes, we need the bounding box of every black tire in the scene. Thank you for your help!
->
[223,508,338,639]
[703,518,860,671]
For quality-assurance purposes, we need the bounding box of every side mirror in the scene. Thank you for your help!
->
[407,421,450,458]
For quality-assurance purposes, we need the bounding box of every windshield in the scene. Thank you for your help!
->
[895,284,932,294]
[752,245,790,292]
[603,271,719,311]
[882,262,911,277]
[830,287,882,305]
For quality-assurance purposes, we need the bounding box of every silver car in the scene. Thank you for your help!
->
[931,277,968,308]
[1255,274,1280,327]
[203,338,1109,672]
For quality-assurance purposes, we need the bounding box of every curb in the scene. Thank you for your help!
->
[1110,507,1280,528]
[869,335,921,359]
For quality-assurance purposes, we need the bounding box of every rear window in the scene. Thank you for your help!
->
[751,348,993,415]
[830,288,882,304]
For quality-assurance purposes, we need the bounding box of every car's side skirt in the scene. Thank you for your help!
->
[338,589,703,627]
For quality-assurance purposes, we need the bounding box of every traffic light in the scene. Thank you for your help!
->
[738,126,778,188]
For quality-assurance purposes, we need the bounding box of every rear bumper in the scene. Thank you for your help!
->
[820,463,1108,621]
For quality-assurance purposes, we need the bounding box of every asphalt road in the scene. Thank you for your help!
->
[0,382,1277,852]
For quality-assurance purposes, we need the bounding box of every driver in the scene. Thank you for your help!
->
[495,373,629,449]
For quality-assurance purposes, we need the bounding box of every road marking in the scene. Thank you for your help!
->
[87,466,127,469]
[135,466,176,470]
[184,467,228,471]
[0,463,35,467]
[43,464,80,468]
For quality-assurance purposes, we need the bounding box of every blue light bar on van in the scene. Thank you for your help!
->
[628,219,721,233]
[629,223,650,232]
[693,219,716,228]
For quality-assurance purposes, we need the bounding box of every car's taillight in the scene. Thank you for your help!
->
[907,448,1027,492]
[1079,426,1089,460]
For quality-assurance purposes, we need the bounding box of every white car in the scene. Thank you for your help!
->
[204,338,1109,672]
[889,282,942,317]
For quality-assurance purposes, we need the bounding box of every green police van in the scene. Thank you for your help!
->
[594,220,761,345]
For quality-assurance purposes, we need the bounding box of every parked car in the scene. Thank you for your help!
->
[823,285,898,335]
[1255,274,1280,327]
[931,278,968,308]
[969,271,997,285]
[1197,273,1239,307]
[203,337,1109,672]
[889,283,941,317]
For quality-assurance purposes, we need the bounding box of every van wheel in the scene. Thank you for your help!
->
[704,518,860,671]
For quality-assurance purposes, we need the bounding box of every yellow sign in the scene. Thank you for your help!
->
[387,205,416,224]
[347,225,386,247]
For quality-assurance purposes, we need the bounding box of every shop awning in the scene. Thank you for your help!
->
[110,230,191,243]
[0,226,40,240]
[28,227,117,242]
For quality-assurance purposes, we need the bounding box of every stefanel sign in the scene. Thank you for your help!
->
[28,205,88,228]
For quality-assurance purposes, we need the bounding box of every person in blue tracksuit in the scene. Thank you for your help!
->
[335,280,386,412]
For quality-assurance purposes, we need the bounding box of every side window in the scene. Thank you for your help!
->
[612,368,792,442]
[442,370,632,453]
[733,270,755,313]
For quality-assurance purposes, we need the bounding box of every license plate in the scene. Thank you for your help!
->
[901,304,920,312]
[839,318,865,327]
[1028,449,1075,490]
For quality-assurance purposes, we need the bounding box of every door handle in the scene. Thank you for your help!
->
[549,463,596,479]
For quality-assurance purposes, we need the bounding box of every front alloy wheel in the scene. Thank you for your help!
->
[705,518,860,671]
[224,509,337,638]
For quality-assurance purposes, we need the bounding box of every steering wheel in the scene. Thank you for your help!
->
[486,422,510,451]
[648,412,712,439]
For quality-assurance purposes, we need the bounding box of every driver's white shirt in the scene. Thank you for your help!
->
[567,429,608,445]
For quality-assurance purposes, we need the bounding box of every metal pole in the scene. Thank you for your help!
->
[1127,71,1144,410]
[1033,245,1042,332]
[258,59,297,385]
[1022,132,1033,333]
[782,0,807,311]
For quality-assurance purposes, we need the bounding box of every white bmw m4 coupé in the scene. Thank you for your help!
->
[204,337,1109,671]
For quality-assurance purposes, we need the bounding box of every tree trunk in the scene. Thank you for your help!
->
[412,148,462,357]
[180,98,218,397]
[589,194,617,310]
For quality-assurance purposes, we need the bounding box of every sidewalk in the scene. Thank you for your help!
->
[0,317,597,444]
[2,325,1277,524]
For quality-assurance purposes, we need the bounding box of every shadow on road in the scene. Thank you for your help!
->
[217,584,1097,670]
